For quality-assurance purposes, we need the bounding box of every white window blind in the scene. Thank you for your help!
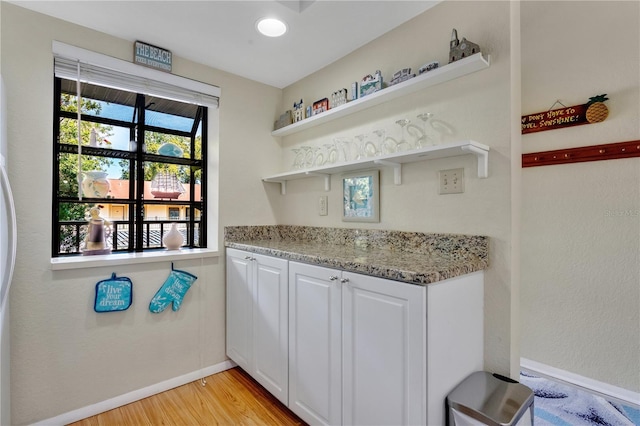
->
[53,41,219,109]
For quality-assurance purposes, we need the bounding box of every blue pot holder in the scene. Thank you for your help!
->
[94,273,133,313]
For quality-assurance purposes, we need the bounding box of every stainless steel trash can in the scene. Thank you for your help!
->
[446,371,534,426]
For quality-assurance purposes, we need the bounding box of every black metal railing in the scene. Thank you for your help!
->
[58,219,200,255]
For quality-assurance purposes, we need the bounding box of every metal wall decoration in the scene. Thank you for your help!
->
[134,41,172,72]
[521,95,609,135]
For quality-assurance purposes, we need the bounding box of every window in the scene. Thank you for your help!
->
[52,63,212,256]
[168,207,180,220]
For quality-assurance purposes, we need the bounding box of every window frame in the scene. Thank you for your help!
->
[52,76,208,257]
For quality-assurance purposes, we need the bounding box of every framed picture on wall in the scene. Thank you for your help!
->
[342,170,379,222]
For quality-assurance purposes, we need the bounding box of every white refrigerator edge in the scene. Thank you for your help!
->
[0,73,17,426]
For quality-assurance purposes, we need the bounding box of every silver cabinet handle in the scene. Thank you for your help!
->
[244,256,255,261]
[340,278,350,284]
[329,275,339,281]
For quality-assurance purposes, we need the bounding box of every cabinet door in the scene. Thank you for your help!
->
[288,262,342,426]
[226,248,254,373]
[252,253,289,405]
[342,272,426,426]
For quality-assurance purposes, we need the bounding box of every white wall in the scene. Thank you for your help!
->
[11,0,636,423]
[1,3,282,424]
[521,1,640,392]
[277,1,519,377]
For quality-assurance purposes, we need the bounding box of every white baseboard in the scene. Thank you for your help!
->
[32,359,237,426]
[521,358,640,407]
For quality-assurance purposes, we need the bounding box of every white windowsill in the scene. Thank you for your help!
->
[50,248,219,271]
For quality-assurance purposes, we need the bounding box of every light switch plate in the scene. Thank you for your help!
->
[319,195,328,215]
[439,168,464,194]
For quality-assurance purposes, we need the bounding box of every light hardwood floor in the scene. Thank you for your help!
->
[69,367,306,425]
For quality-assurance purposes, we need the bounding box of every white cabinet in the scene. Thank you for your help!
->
[289,262,426,425]
[288,263,343,426]
[288,263,427,426]
[227,249,484,425]
[342,271,426,426]
[226,248,289,404]
[226,249,252,372]
[288,261,484,426]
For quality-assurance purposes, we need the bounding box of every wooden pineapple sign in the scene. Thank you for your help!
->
[585,94,609,123]
[522,94,609,134]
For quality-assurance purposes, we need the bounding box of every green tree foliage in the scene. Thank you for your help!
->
[56,91,203,254]
[118,131,201,183]
[58,94,114,222]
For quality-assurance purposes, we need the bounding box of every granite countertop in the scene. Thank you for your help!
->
[225,226,489,286]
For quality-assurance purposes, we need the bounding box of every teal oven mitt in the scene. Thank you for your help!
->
[149,263,198,313]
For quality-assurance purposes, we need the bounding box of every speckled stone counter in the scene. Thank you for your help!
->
[224,226,489,286]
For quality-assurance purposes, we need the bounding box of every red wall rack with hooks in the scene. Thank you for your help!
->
[522,140,640,168]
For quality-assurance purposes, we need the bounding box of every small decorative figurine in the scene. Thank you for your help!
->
[89,128,98,147]
[157,143,184,157]
[449,28,481,63]
[292,99,305,123]
[418,61,439,74]
[351,82,358,101]
[89,128,111,147]
[81,170,110,198]
[360,70,383,98]
[389,68,415,86]
[150,171,185,199]
[330,89,348,108]
[82,205,112,255]
[163,223,184,250]
[274,110,293,130]
[312,98,329,116]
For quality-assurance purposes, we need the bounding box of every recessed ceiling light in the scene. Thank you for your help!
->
[256,18,287,37]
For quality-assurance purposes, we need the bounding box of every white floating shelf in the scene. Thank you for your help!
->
[272,53,490,137]
[263,140,489,194]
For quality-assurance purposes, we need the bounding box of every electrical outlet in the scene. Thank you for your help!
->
[319,195,328,216]
[439,168,464,194]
